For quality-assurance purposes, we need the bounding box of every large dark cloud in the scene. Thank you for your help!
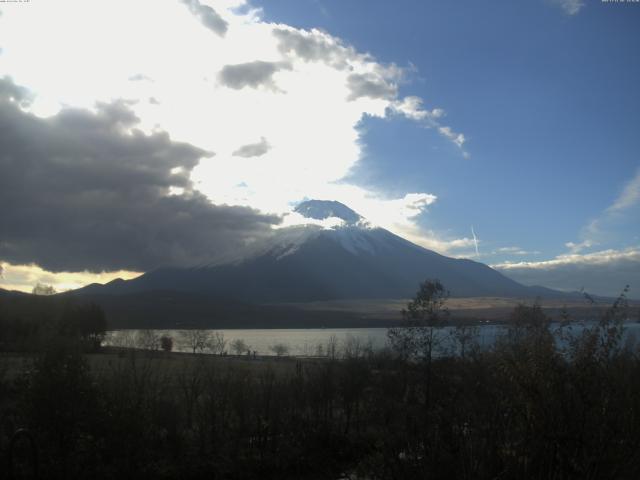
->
[218,61,291,91]
[0,77,279,272]
[0,76,31,106]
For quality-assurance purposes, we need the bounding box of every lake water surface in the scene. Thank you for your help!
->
[106,322,640,357]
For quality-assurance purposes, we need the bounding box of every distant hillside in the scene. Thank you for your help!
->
[69,290,386,329]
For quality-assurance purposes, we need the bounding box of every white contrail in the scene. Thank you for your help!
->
[471,226,479,257]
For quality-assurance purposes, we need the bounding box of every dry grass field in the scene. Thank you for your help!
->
[277,296,639,323]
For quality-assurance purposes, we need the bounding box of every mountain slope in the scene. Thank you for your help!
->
[78,200,560,302]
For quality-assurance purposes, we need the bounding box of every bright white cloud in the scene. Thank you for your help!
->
[280,213,346,230]
[493,248,640,270]
[390,96,468,155]
[392,96,446,121]
[565,240,594,254]
[0,0,472,287]
[493,247,640,298]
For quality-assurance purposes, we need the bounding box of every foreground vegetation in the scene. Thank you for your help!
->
[1,286,640,479]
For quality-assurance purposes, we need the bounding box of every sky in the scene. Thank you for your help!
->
[0,0,638,298]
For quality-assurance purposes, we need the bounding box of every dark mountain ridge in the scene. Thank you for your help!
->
[76,200,563,303]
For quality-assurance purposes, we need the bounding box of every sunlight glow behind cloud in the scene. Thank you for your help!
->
[0,262,142,294]
[0,0,472,290]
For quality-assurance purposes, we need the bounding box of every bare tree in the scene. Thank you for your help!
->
[387,279,450,361]
[180,329,211,354]
[107,330,137,350]
[137,330,160,351]
[327,334,339,359]
[387,279,451,456]
[450,322,479,359]
[230,338,249,356]
[269,343,290,357]
[343,334,363,359]
[207,331,227,355]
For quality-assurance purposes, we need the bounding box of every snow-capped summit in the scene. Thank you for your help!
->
[81,199,560,302]
[294,200,363,226]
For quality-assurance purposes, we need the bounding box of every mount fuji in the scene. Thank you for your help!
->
[77,200,558,303]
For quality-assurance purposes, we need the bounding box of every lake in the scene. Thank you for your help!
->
[106,321,640,357]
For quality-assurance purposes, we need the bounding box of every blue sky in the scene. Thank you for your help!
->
[0,0,638,297]
[257,0,639,255]
[252,0,640,295]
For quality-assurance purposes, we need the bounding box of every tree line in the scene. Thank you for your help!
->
[0,281,639,479]
[0,294,107,353]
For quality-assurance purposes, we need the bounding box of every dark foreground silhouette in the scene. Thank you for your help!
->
[1,286,639,479]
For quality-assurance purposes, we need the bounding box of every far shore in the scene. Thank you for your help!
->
[105,296,639,330]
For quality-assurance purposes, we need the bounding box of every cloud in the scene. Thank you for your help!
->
[347,72,397,101]
[0,261,141,293]
[438,126,466,148]
[273,28,421,114]
[507,169,640,297]
[128,73,153,82]
[0,78,279,272]
[567,169,640,251]
[549,0,585,16]
[0,75,31,106]
[391,96,444,121]
[232,137,271,157]
[399,192,438,217]
[565,240,594,254]
[280,212,346,230]
[273,27,353,67]
[182,0,228,36]
[607,169,640,213]
[218,60,291,91]
[338,191,479,256]
[493,247,640,298]
[0,0,471,277]
[390,95,468,155]
[495,246,541,256]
